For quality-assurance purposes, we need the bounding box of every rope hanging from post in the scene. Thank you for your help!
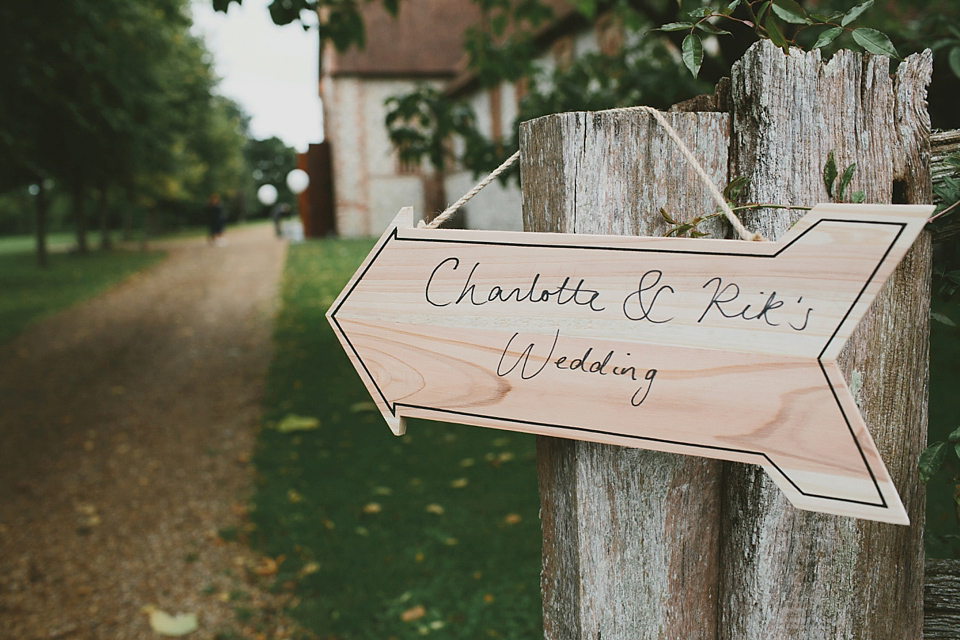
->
[422,106,766,241]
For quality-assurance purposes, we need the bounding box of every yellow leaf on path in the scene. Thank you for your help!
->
[401,605,426,622]
[275,414,320,433]
[142,605,198,636]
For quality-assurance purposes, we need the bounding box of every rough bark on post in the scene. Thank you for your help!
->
[720,41,933,638]
[519,109,729,639]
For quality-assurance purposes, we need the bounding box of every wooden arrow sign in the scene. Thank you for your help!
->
[327,203,932,524]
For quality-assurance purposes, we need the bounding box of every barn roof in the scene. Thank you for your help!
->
[327,0,481,77]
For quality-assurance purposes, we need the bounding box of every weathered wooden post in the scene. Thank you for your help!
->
[520,109,731,638]
[720,41,932,638]
[520,40,933,639]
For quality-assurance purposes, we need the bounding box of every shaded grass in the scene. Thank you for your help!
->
[252,239,543,639]
[925,297,960,558]
[0,231,88,256]
[0,249,165,346]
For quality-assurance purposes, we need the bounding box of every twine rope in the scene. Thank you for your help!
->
[420,151,521,230]
[422,106,765,241]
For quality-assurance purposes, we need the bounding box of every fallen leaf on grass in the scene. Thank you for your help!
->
[275,414,320,433]
[450,478,469,488]
[362,502,382,514]
[298,561,321,577]
[401,605,426,622]
[141,605,198,636]
[350,401,377,413]
[425,504,444,515]
[254,555,285,576]
[504,514,522,525]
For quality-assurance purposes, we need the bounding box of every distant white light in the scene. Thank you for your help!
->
[28,184,40,196]
[257,184,278,205]
[286,169,310,194]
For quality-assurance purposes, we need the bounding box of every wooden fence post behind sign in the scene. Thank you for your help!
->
[719,41,933,638]
[519,110,731,639]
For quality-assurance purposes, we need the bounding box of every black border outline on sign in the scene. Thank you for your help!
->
[329,217,907,511]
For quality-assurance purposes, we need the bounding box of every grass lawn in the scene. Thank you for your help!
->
[0,246,165,346]
[251,239,543,640]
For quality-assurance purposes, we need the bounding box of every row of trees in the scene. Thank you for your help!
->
[0,0,287,266]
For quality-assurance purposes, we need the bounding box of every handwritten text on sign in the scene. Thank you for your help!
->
[327,204,932,524]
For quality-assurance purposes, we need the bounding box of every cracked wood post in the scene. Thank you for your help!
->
[519,108,730,639]
[720,41,933,638]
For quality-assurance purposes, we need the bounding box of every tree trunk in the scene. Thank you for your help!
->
[35,182,49,269]
[719,41,932,639]
[72,180,88,255]
[520,108,730,639]
[98,184,112,251]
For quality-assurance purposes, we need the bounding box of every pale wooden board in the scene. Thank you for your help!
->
[327,203,931,524]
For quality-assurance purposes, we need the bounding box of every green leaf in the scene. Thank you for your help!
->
[491,13,508,36]
[722,0,742,16]
[655,22,694,32]
[686,7,713,19]
[682,34,704,78]
[837,162,856,201]
[841,0,874,27]
[755,0,773,25]
[764,15,790,52]
[949,47,960,80]
[949,425,960,442]
[660,208,676,224]
[932,312,957,327]
[772,0,809,25]
[695,22,733,36]
[852,190,866,203]
[852,28,900,59]
[824,150,838,198]
[813,26,843,49]
[576,0,599,18]
[723,175,750,201]
[919,441,948,483]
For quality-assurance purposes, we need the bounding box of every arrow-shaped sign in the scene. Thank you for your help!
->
[327,203,932,524]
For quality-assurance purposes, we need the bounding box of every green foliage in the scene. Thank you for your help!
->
[385,88,486,174]
[253,239,543,638]
[0,0,253,256]
[927,297,960,558]
[245,136,299,215]
[823,150,865,203]
[386,33,705,179]
[214,0,402,51]
[658,0,899,77]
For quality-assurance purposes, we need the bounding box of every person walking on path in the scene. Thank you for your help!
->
[206,193,226,245]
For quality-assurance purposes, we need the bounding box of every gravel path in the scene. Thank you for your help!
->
[0,225,297,639]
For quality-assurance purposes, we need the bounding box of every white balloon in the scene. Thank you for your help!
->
[286,169,310,194]
[257,184,278,206]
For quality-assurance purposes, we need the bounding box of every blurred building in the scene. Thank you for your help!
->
[320,0,623,236]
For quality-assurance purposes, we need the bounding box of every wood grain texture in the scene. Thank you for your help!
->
[721,41,932,639]
[328,204,929,522]
[520,109,728,640]
[925,559,960,639]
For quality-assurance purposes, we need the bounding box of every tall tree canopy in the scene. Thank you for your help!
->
[0,0,250,255]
